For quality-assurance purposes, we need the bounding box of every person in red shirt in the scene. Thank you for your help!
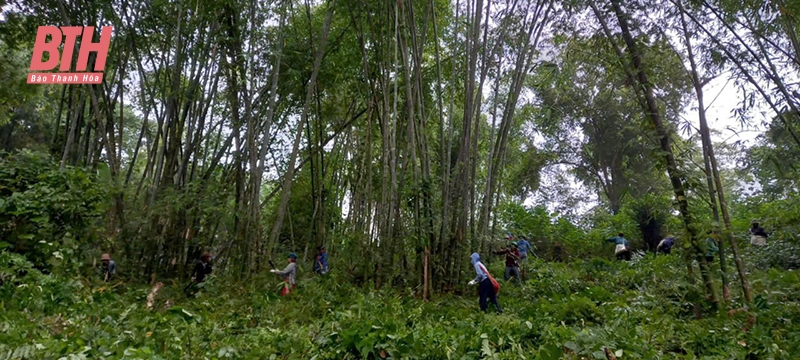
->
[494,242,521,285]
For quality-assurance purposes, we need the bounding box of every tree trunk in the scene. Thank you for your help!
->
[268,0,337,254]
[675,0,753,303]
[603,0,718,306]
[675,0,730,301]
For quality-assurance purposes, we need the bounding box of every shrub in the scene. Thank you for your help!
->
[747,240,800,271]
[0,150,106,273]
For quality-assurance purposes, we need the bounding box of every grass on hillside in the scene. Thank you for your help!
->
[2,251,800,359]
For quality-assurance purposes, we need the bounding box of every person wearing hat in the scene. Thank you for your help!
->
[99,253,116,282]
[494,242,521,285]
[271,253,298,296]
[657,236,676,255]
[313,246,328,275]
[186,252,213,297]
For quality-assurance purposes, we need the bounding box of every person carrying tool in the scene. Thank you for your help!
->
[516,235,534,261]
[271,253,298,296]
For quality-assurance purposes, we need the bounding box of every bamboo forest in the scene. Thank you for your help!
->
[2,0,800,358]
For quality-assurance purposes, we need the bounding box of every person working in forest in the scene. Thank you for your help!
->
[606,233,631,261]
[99,253,117,282]
[656,236,675,255]
[516,235,534,261]
[313,246,328,275]
[467,253,502,313]
[750,221,769,246]
[516,235,534,280]
[271,253,298,296]
[185,252,213,297]
[494,242,521,284]
[705,230,719,263]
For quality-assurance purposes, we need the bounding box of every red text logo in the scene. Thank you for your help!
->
[27,26,113,85]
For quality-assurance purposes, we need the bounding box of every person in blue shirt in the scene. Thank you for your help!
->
[517,236,533,261]
[516,235,534,280]
[516,235,534,261]
[313,246,328,274]
[467,253,502,313]
[606,233,631,261]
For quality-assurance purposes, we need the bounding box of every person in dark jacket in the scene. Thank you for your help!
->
[750,222,769,246]
[516,236,534,261]
[606,233,631,261]
[467,253,502,313]
[185,252,213,297]
[494,242,521,284]
[313,246,328,275]
[657,236,675,255]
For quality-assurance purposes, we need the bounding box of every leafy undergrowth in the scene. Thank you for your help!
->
[2,252,800,359]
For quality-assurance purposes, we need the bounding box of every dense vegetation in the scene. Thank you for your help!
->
[2,0,800,358]
[3,243,800,359]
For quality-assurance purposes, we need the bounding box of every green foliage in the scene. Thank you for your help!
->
[3,249,800,359]
[0,41,60,152]
[2,0,800,357]
[740,113,800,199]
[529,33,680,215]
[498,203,596,260]
[747,242,800,271]
[498,196,685,260]
[0,150,107,272]
[0,40,42,127]
[727,185,800,270]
